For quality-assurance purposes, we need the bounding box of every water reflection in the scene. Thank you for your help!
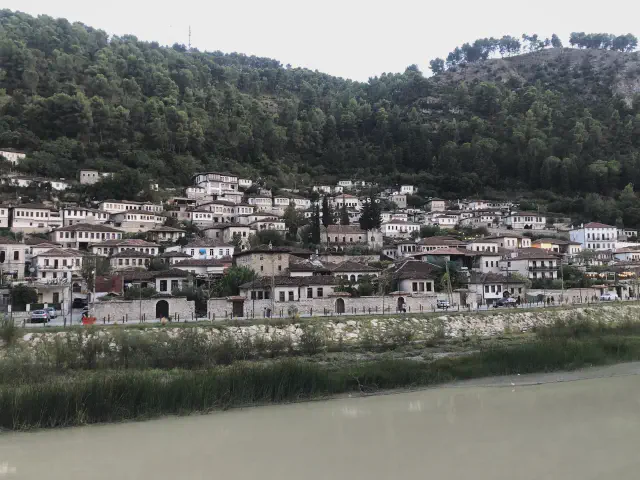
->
[1,376,639,480]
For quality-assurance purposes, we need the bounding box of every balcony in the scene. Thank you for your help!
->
[528,265,558,271]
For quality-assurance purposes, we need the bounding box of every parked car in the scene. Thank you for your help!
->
[44,307,57,318]
[494,298,517,308]
[600,292,618,301]
[437,299,450,310]
[30,310,50,323]
[72,297,88,309]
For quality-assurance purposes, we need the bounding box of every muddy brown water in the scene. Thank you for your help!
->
[1,366,640,479]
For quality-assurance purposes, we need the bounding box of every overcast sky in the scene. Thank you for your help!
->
[5,0,640,81]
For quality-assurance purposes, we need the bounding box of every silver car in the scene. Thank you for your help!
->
[45,307,57,318]
[30,310,50,323]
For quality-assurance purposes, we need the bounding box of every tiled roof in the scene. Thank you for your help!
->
[13,203,52,210]
[331,260,380,273]
[110,251,156,258]
[288,257,331,272]
[148,226,186,232]
[531,238,580,246]
[583,222,615,228]
[159,251,191,258]
[325,225,365,234]
[174,258,230,267]
[0,236,21,245]
[91,239,160,247]
[505,248,561,260]
[392,260,440,280]
[239,276,339,289]
[418,236,466,245]
[55,223,123,233]
[468,272,527,285]
[33,248,83,258]
[183,238,232,248]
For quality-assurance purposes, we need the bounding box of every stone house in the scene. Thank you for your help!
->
[320,225,383,250]
[427,198,446,212]
[234,246,312,276]
[51,223,124,250]
[32,248,83,282]
[484,235,531,250]
[247,194,273,212]
[391,193,407,209]
[157,251,192,265]
[79,169,111,185]
[419,236,468,252]
[0,149,26,165]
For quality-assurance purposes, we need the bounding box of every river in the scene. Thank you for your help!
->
[1,365,640,479]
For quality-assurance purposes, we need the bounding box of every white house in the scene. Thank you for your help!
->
[331,194,361,211]
[98,200,162,214]
[381,220,420,239]
[484,235,531,250]
[11,204,61,233]
[110,251,154,270]
[62,206,110,226]
[192,172,239,196]
[503,212,546,230]
[570,222,617,251]
[337,180,353,189]
[0,149,26,165]
[313,185,332,194]
[182,239,234,260]
[146,226,185,244]
[499,248,560,280]
[247,195,273,212]
[33,248,83,282]
[90,239,160,257]
[51,223,124,250]
[0,237,27,280]
[432,214,459,229]
[109,211,165,233]
[391,193,407,209]
[0,205,9,228]
[173,258,229,277]
[238,178,253,189]
[400,185,416,195]
[613,247,640,262]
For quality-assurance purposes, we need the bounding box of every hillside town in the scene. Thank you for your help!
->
[1,150,639,322]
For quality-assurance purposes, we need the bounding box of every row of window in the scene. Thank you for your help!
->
[59,231,121,240]
[475,245,498,252]
[43,258,80,267]
[0,251,20,262]
[586,233,613,240]
[117,258,150,266]
[586,243,613,249]
[41,271,69,279]
[158,280,183,292]
[189,248,230,256]
[125,214,158,221]
[15,210,49,218]
[411,282,433,292]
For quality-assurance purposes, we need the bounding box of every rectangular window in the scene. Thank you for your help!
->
[171,280,179,291]
[412,282,418,292]
[288,291,294,301]
[485,261,488,267]
[307,287,313,298]
[44,259,49,266]
[426,282,432,292]
[160,280,167,292]
[251,291,256,300]
[491,285,496,293]
[485,286,490,293]
[41,272,46,278]
[257,291,264,300]
[317,288,323,298]
[279,292,285,302]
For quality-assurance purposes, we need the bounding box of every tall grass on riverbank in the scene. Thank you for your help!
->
[2,332,640,430]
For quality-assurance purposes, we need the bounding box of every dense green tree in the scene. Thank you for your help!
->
[339,203,350,225]
[283,203,305,240]
[321,195,333,228]
[212,266,256,297]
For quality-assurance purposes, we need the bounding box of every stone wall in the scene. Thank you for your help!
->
[208,292,467,320]
[317,254,380,264]
[92,297,196,322]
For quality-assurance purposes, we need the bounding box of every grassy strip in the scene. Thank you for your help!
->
[2,334,640,430]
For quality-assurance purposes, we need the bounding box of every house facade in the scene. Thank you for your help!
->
[503,212,546,230]
[569,222,617,251]
[51,223,123,250]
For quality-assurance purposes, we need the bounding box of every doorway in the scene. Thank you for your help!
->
[397,297,406,312]
[335,298,345,314]
[155,300,169,319]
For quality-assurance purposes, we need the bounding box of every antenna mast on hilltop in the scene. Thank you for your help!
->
[188,26,191,50]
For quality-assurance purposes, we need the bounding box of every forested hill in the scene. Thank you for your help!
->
[2,10,640,224]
